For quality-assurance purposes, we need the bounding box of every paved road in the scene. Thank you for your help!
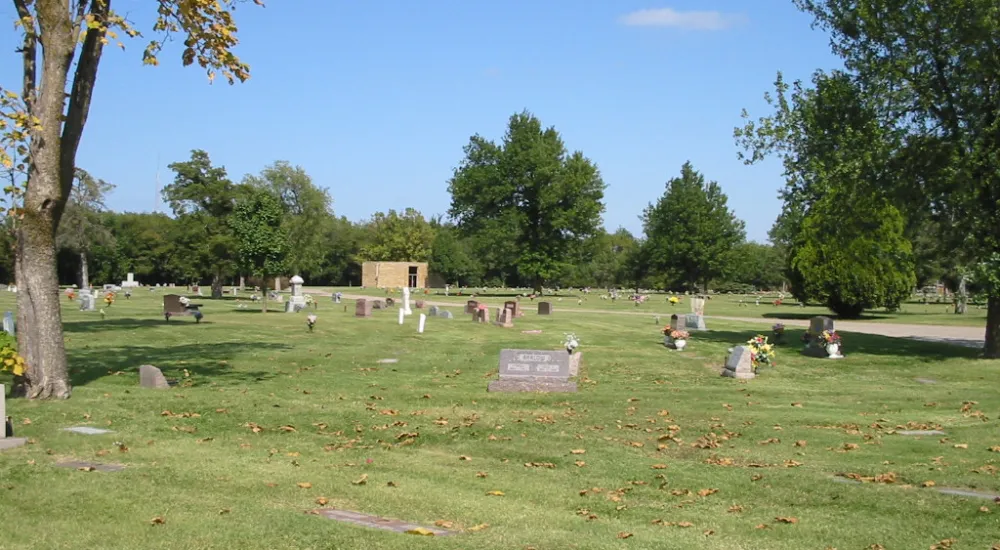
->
[311,291,985,349]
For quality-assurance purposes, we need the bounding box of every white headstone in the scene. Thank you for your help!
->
[287,275,307,312]
[402,287,412,315]
[398,308,405,325]
[418,313,426,333]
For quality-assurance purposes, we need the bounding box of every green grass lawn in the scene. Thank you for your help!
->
[2,290,999,549]
[318,286,989,328]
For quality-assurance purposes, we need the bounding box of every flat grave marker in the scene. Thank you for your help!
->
[63,426,114,436]
[311,508,453,535]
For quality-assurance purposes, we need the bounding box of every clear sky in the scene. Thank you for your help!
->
[1,1,841,243]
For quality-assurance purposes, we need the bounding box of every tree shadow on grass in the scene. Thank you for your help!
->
[63,318,215,333]
[697,328,981,361]
[67,341,289,387]
[760,311,896,322]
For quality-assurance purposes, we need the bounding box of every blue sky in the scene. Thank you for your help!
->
[2,1,841,242]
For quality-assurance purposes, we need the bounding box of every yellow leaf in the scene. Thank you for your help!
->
[617,532,633,539]
[953,443,968,449]
[570,449,586,455]
[651,464,668,470]
[352,474,368,485]
[485,490,504,496]
[296,482,312,489]
[315,497,328,506]
[467,523,489,532]
[921,480,936,488]
[775,516,798,524]
[405,527,435,536]
[575,461,586,467]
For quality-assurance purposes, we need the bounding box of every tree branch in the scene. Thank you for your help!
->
[13,0,37,113]
[60,0,109,200]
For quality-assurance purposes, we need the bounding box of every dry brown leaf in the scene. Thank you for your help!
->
[352,474,368,485]
[843,443,860,451]
[979,506,990,513]
[570,449,586,455]
[468,523,489,532]
[791,402,803,407]
[703,529,715,536]
[755,524,769,529]
[930,539,957,550]
[476,471,488,478]
[651,464,668,470]
[150,516,166,525]
[954,443,969,449]
[575,461,586,467]
[95,450,109,457]
[775,517,798,524]
[315,497,329,506]
[279,425,297,433]
[77,466,95,472]
[434,520,454,528]
[921,480,936,487]
[219,508,230,515]
[750,474,763,482]
[988,446,1000,452]
[728,505,744,513]
[296,482,312,489]
[676,522,694,528]
[795,440,807,447]
[459,455,472,461]
[697,488,718,497]
[617,532,633,539]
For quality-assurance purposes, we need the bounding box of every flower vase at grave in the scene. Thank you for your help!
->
[673,339,687,351]
[826,343,840,357]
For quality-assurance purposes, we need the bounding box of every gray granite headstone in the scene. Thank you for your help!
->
[669,314,681,331]
[79,293,95,311]
[537,302,552,315]
[428,305,439,316]
[139,364,170,389]
[489,349,576,392]
[684,313,706,331]
[810,316,835,335]
[439,310,454,319]
[721,346,755,379]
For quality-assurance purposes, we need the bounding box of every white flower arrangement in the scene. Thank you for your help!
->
[563,333,580,354]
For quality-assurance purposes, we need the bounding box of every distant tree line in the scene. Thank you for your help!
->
[0,112,790,296]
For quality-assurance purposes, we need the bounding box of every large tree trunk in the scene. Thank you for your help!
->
[239,275,245,290]
[79,251,89,290]
[262,280,268,313]
[986,296,1000,358]
[16,0,83,400]
[211,271,223,299]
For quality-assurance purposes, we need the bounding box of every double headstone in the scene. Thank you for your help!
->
[355,299,373,318]
[685,297,707,330]
[474,307,489,323]
[488,349,577,393]
[537,302,552,315]
[465,300,479,315]
[721,346,755,379]
[80,293,95,311]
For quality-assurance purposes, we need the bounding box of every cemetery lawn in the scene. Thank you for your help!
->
[329,287,990,328]
[2,291,999,549]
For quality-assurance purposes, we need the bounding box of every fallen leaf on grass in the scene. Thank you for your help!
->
[279,425,297,433]
[96,450,110,457]
[352,474,368,486]
[954,444,969,449]
[315,497,329,506]
[843,443,860,451]
[791,402,803,408]
[476,472,488,478]
[795,440,807,447]
[485,490,504,496]
[434,520,453,528]
[930,539,956,550]
[784,460,803,468]
[651,464,668,470]
[697,488,718,497]
[754,524,768,529]
[728,505,744,513]
[921,480,936,487]
[405,527,435,536]
[22,418,31,425]
[775,517,798,524]
[575,461,586,467]
[760,438,780,445]
[570,449,586,455]
[617,532,633,539]
[265,482,278,488]
[77,466,95,472]
[150,516,166,525]
[980,506,990,513]
[459,455,472,461]
[988,446,1000,452]
[676,522,694,528]
[387,481,397,487]
[297,482,312,489]
[468,523,489,532]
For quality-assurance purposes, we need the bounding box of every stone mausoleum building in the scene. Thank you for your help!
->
[361,261,428,289]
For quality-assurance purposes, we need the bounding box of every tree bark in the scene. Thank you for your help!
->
[985,296,1000,358]
[211,271,223,299]
[262,280,268,313]
[239,275,245,290]
[79,251,89,290]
